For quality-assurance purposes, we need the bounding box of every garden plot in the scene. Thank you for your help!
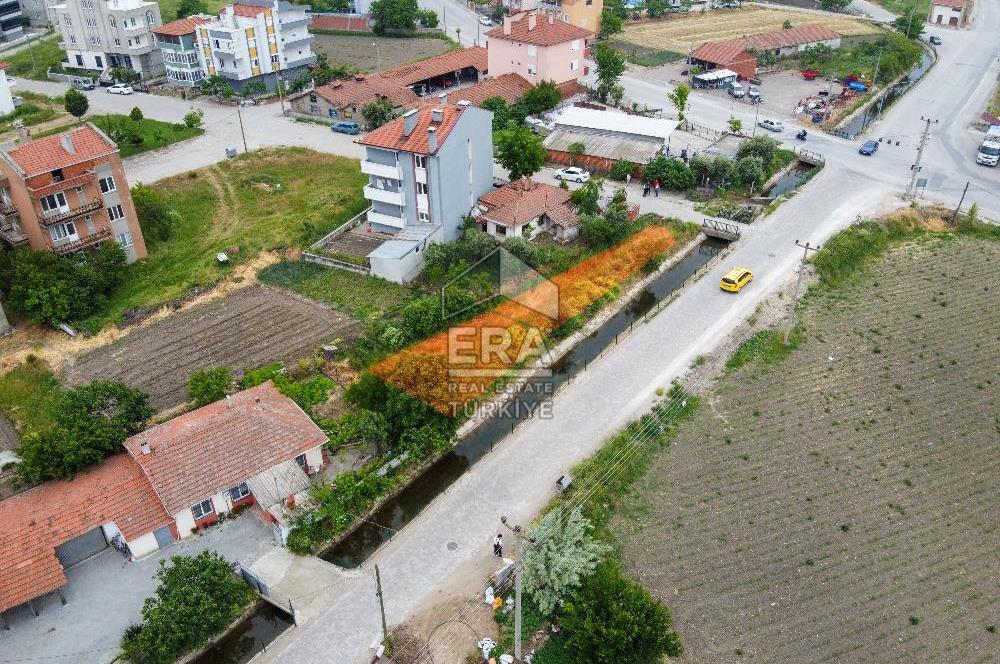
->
[614,236,1000,663]
[620,6,880,53]
[63,285,362,410]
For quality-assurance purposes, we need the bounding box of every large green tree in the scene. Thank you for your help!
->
[175,0,207,19]
[593,43,626,105]
[362,98,397,130]
[370,0,419,33]
[520,80,561,115]
[667,83,690,122]
[64,88,89,122]
[495,126,546,180]
[188,366,232,407]
[523,507,609,614]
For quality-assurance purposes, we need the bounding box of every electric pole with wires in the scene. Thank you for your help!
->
[500,515,534,662]
[785,240,820,343]
[905,116,937,198]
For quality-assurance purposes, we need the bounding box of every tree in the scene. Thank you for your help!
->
[523,507,609,615]
[570,179,602,216]
[782,19,792,29]
[659,158,695,190]
[200,75,234,99]
[313,53,353,86]
[481,96,513,131]
[370,0,419,33]
[801,43,834,67]
[667,83,690,122]
[495,126,546,180]
[129,106,144,122]
[646,0,668,17]
[733,154,765,189]
[132,183,177,243]
[417,8,438,27]
[362,98,397,130]
[708,155,734,187]
[599,9,623,37]
[728,116,742,134]
[110,67,142,85]
[188,366,232,407]
[580,216,628,248]
[819,0,850,11]
[175,0,207,19]
[593,43,626,105]
[608,159,635,181]
[567,141,586,166]
[892,9,925,38]
[736,135,778,168]
[121,552,254,664]
[521,80,561,115]
[562,564,683,664]
[241,79,266,98]
[64,88,88,122]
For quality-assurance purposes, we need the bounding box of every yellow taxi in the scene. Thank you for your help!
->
[720,267,753,292]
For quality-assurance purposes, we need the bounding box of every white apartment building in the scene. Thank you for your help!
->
[195,0,314,92]
[49,0,164,75]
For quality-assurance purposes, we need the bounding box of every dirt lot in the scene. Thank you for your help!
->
[620,6,880,53]
[613,236,1000,663]
[62,285,362,411]
[313,34,454,74]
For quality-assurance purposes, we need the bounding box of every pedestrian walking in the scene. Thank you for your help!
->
[642,182,650,197]
[626,173,632,186]
[494,534,503,558]
[653,179,661,197]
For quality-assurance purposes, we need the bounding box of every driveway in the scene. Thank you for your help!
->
[0,513,277,664]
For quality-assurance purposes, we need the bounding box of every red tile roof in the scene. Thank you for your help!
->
[6,124,116,177]
[231,2,268,17]
[694,24,840,65]
[452,73,534,107]
[358,104,468,155]
[153,15,210,36]
[0,455,173,612]
[556,79,589,100]
[477,178,578,229]
[310,13,372,31]
[294,75,420,110]
[123,382,327,516]
[375,46,487,86]
[486,11,592,47]
[932,0,965,7]
[692,41,754,67]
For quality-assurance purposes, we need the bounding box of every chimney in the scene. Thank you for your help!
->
[431,108,443,123]
[427,126,437,153]
[402,109,419,137]
[140,442,151,455]
[548,12,554,23]
[503,16,512,35]
[59,133,75,155]
[436,91,448,105]
[528,12,536,30]
[226,394,234,408]
[457,100,471,109]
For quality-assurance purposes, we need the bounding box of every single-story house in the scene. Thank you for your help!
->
[288,74,420,125]
[927,0,966,26]
[543,106,679,174]
[123,381,328,543]
[474,178,579,243]
[376,46,488,97]
[451,72,535,107]
[692,25,842,81]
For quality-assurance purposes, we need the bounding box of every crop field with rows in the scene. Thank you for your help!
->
[613,235,999,663]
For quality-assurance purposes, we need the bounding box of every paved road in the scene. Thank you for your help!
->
[255,5,1000,664]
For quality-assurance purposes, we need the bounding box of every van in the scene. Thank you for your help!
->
[976,139,1000,167]
[70,76,95,90]
[726,80,745,98]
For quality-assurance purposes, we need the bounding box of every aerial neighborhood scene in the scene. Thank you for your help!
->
[0,0,997,659]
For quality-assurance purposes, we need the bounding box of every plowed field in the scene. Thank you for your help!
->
[614,236,999,663]
[63,285,362,410]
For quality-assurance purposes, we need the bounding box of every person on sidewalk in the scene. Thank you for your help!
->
[626,173,632,186]
[494,534,503,558]
[653,179,661,197]
[643,182,650,197]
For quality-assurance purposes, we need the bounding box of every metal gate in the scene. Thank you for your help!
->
[55,527,108,568]
[153,526,174,549]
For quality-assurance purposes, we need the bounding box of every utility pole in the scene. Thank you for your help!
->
[785,240,820,343]
[949,181,969,225]
[905,116,937,197]
[373,40,381,73]
[374,564,388,641]
[871,47,884,91]
[236,104,248,153]
[500,515,533,662]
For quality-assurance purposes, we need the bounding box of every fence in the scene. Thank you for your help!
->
[682,120,724,141]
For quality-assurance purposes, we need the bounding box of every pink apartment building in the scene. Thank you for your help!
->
[485,11,592,85]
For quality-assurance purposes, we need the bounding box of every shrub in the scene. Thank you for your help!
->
[608,159,635,181]
[737,135,778,167]
[661,158,695,190]
[187,366,232,407]
[362,98,396,130]
[523,507,609,614]
[131,183,177,243]
[183,107,205,128]
[521,80,561,115]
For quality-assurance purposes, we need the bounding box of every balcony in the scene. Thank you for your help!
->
[363,185,405,207]
[28,170,96,195]
[50,227,112,255]
[0,222,26,246]
[40,200,103,227]
[361,160,401,180]
[367,209,406,230]
[414,168,427,185]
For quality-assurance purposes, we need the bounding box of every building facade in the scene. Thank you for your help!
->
[0,0,24,41]
[0,63,14,115]
[357,100,494,283]
[152,15,211,87]
[195,0,315,92]
[928,0,966,26]
[486,11,592,85]
[19,0,47,26]
[50,0,163,75]
[0,123,148,263]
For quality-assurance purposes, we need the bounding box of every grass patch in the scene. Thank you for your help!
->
[725,328,802,373]
[33,115,203,158]
[870,0,931,17]
[258,259,414,321]
[80,148,369,331]
[153,0,227,26]
[4,36,66,81]
[626,49,684,67]
[0,358,62,439]
[988,81,1000,117]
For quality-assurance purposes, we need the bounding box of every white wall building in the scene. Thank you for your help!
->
[49,0,164,75]
[927,0,967,26]
[0,63,14,116]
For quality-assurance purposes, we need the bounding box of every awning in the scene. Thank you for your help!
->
[247,460,311,509]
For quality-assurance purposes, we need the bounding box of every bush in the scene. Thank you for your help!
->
[521,80,561,115]
[580,215,628,248]
[736,135,778,167]
[733,155,765,189]
[187,366,232,407]
[239,362,334,414]
[362,98,396,130]
[660,158,695,190]
[131,183,177,243]
[183,107,205,128]
[608,159,635,181]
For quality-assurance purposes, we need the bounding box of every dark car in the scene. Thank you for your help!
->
[859,139,879,156]
[929,36,942,45]
[331,121,361,135]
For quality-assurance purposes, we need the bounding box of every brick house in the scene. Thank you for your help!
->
[0,123,147,263]
[288,74,420,126]
[485,11,592,85]
[473,178,579,243]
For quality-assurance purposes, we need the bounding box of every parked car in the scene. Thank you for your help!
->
[725,80,745,98]
[859,139,879,156]
[70,76,95,90]
[554,166,590,183]
[758,119,784,132]
[720,267,753,293]
[4,77,15,86]
[107,83,134,95]
[747,84,761,100]
[331,121,361,135]
[801,69,819,80]
[929,36,942,45]
[478,15,493,26]
[11,95,22,107]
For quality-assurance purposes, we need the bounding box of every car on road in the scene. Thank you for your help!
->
[929,36,942,45]
[801,69,819,80]
[331,121,361,135]
[479,15,493,26]
[858,139,879,156]
[720,267,753,293]
[554,166,590,183]
[758,119,784,132]
[4,77,15,86]
[107,83,134,95]
[70,77,95,91]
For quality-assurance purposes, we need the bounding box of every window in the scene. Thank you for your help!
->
[116,232,133,248]
[191,499,214,520]
[527,45,536,57]
[229,482,250,501]
[49,222,76,241]
[114,38,121,47]
[271,54,279,64]
[294,454,306,469]
[109,16,115,27]
[416,182,429,195]
[418,211,430,222]
[40,192,67,212]
[415,155,428,169]
[108,204,125,221]
[75,53,83,65]
[570,39,580,51]
[527,65,536,76]
[95,55,103,68]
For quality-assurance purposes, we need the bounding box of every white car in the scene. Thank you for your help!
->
[554,166,590,183]
[478,15,493,26]
[107,83,134,95]
[758,119,784,132]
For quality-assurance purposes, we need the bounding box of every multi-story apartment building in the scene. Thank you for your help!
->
[20,0,48,26]
[152,15,211,87]
[357,100,493,283]
[486,11,592,85]
[195,0,314,92]
[50,0,164,75]
[0,0,24,41]
[505,0,603,32]
[0,123,148,263]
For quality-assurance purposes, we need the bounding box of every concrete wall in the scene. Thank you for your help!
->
[929,3,965,25]
[0,72,14,116]
[428,105,494,241]
[174,507,196,538]
[127,531,160,557]
[0,301,10,335]
[305,446,323,473]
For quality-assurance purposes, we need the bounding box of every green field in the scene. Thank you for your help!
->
[154,0,227,24]
[871,0,931,18]
[0,358,61,440]
[0,91,64,134]
[4,36,67,81]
